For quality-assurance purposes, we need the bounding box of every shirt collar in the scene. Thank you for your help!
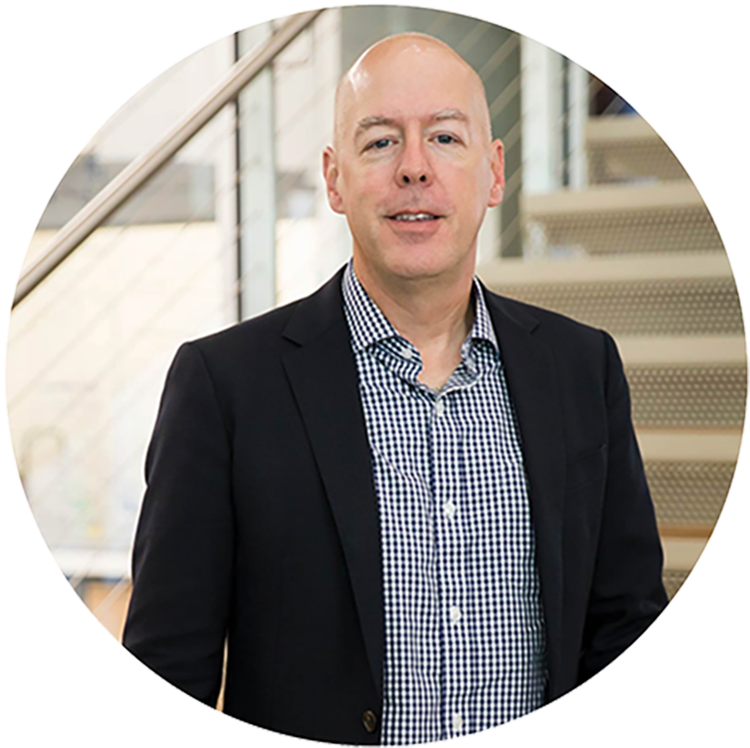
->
[342,259,499,357]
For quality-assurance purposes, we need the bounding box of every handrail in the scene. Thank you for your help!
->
[12,9,325,309]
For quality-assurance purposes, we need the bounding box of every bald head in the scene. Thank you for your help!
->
[333,33,492,151]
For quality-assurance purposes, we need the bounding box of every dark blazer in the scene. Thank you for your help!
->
[122,266,668,743]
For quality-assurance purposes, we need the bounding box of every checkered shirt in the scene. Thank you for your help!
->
[342,262,547,745]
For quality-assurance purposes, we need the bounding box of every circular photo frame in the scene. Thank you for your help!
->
[3,3,746,746]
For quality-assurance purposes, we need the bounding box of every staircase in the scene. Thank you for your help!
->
[478,114,745,600]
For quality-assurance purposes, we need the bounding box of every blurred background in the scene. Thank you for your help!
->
[6,6,745,645]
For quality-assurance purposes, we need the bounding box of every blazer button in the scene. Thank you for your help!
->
[362,710,378,733]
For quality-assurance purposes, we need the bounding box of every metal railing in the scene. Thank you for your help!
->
[13,9,324,308]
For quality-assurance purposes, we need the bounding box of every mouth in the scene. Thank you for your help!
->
[386,211,443,223]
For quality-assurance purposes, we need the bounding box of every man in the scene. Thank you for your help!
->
[123,33,668,745]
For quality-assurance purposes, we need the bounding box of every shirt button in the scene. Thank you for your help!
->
[450,606,462,624]
[443,501,456,518]
[401,346,414,360]
[453,713,464,732]
[362,710,378,733]
[435,399,445,416]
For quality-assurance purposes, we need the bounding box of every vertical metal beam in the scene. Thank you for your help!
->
[233,31,244,323]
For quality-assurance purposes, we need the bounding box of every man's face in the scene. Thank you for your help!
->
[323,41,504,287]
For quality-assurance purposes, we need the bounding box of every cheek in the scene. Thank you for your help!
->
[343,172,389,212]
[451,179,482,214]
[455,170,491,217]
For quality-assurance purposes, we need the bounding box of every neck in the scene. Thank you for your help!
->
[352,256,476,389]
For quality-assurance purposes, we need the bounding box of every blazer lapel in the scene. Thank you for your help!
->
[484,288,566,695]
[281,269,384,698]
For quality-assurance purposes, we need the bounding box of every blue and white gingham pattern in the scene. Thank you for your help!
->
[343,261,547,745]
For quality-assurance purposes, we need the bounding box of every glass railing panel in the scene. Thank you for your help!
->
[35,35,235,234]
[273,8,349,305]
[7,105,238,589]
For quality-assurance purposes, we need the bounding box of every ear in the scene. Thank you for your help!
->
[322,146,345,214]
[487,138,505,207]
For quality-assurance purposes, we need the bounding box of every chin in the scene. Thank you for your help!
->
[384,258,455,284]
[383,246,463,280]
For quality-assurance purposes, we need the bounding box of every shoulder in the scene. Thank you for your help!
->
[171,267,348,386]
[482,285,610,348]
[482,288,628,414]
[188,267,346,358]
[481,285,623,395]
[186,297,304,361]
[154,300,305,425]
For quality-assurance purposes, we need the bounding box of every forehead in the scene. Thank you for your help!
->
[339,46,486,134]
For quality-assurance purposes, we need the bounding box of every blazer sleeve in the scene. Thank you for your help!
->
[122,341,234,706]
[577,331,669,684]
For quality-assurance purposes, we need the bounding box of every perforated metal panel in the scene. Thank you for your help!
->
[525,206,723,255]
[627,365,747,428]
[645,461,734,526]
[663,569,690,600]
[588,138,689,184]
[495,277,743,336]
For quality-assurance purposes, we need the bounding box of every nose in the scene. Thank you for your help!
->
[396,136,432,186]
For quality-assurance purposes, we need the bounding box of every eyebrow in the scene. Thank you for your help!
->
[431,108,469,124]
[354,108,469,137]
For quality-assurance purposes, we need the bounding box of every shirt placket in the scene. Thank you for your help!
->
[430,386,468,740]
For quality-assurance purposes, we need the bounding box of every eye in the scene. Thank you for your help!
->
[435,133,458,145]
[367,138,393,151]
